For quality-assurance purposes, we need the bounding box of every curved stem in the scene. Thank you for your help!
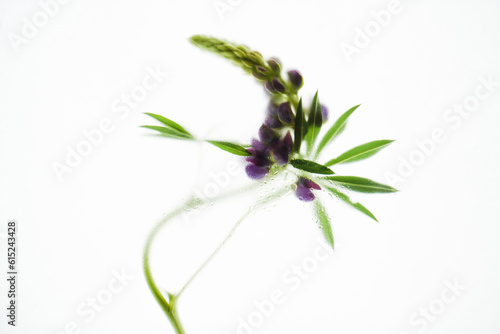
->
[143,182,289,333]
[177,185,289,298]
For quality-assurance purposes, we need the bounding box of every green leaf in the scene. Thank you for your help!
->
[324,186,378,222]
[326,176,398,193]
[313,199,334,249]
[294,98,305,153]
[290,159,334,175]
[315,104,360,158]
[306,91,323,155]
[207,140,251,156]
[324,140,394,166]
[141,125,193,139]
[144,113,192,137]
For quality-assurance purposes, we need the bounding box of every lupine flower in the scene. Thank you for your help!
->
[265,81,277,94]
[287,69,303,89]
[272,132,293,165]
[277,102,294,124]
[264,102,283,129]
[321,104,329,122]
[142,35,399,334]
[271,78,286,93]
[258,124,278,145]
[245,164,270,179]
[296,177,321,202]
[267,58,281,74]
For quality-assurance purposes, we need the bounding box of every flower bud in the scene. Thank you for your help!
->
[265,81,277,94]
[252,69,266,80]
[265,116,283,129]
[267,102,278,117]
[258,124,277,145]
[321,104,329,122]
[287,70,303,89]
[256,66,268,74]
[272,132,293,165]
[267,58,281,74]
[277,102,294,125]
[271,78,286,93]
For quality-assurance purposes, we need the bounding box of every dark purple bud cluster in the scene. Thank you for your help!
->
[261,57,304,97]
[295,177,321,202]
[245,64,325,201]
[245,128,293,180]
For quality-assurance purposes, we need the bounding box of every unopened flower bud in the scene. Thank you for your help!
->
[321,104,329,122]
[265,116,283,129]
[272,132,293,165]
[265,81,277,94]
[287,70,303,89]
[267,58,281,74]
[258,124,277,145]
[252,69,266,80]
[271,78,286,93]
[256,66,268,74]
[277,102,294,124]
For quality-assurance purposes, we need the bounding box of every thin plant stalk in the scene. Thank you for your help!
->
[143,182,290,333]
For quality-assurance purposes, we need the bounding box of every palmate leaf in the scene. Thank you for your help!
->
[140,125,193,139]
[305,91,323,155]
[324,140,394,166]
[293,98,305,153]
[324,186,378,222]
[315,104,360,158]
[326,176,398,193]
[207,141,251,156]
[313,199,334,249]
[290,159,334,175]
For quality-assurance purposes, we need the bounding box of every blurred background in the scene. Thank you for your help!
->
[1,0,500,333]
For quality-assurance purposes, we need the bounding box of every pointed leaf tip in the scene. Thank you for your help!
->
[290,159,334,175]
[207,140,251,156]
[324,139,394,166]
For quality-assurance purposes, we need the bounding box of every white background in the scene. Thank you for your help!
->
[1,0,500,333]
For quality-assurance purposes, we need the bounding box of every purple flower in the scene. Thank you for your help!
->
[251,138,268,152]
[258,124,278,145]
[245,164,269,180]
[272,132,293,165]
[264,102,283,128]
[267,102,278,117]
[277,102,294,125]
[287,70,303,89]
[246,146,272,167]
[264,116,283,129]
[271,78,286,93]
[321,104,329,122]
[265,81,277,94]
[295,177,321,202]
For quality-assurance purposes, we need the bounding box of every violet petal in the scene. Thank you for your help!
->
[296,183,315,201]
[245,164,269,180]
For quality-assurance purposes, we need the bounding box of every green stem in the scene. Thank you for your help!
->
[177,185,290,298]
[143,182,289,333]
